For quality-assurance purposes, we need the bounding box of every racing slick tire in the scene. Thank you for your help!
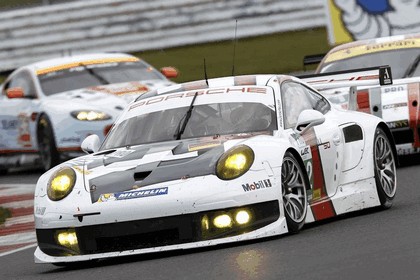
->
[373,127,397,209]
[37,115,60,171]
[281,151,309,233]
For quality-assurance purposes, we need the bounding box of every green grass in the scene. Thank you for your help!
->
[0,27,329,83]
[0,0,42,9]
[0,207,11,225]
[136,28,329,83]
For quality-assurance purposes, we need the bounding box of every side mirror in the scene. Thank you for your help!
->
[160,67,178,79]
[295,110,325,134]
[6,87,25,99]
[81,134,100,154]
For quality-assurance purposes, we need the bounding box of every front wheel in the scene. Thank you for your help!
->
[37,115,60,171]
[373,127,397,209]
[281,152,308,233]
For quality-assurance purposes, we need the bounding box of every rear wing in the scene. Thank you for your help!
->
[300,65,393,90]
[299,66,393,111]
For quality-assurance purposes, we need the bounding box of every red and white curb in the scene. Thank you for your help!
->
[0,184,36,257]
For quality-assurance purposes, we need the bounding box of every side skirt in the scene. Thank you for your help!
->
[304,177,380,224]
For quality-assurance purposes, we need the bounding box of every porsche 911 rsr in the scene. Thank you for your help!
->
[33,73,397,264]
[0,53,178,173]
[304,33,420,156]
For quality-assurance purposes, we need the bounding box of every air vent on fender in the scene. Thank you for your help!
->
[343,125,363,143]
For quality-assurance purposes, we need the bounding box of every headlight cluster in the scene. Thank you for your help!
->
[201,208,253,239]
[216,145,254,180]
[71,110,111,121]
[47,167,76,201]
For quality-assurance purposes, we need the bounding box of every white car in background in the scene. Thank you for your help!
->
[304,33,420,156]
[0,53,178,173]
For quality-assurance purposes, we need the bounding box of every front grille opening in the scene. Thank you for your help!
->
[37,200,280,256]
[95,229,180,253]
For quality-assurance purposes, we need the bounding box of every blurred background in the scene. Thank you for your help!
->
[0,0,418,82]
[0,0,330,83]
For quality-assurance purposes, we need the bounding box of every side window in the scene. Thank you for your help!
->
[281,81,330,129]
[5,71,36,98]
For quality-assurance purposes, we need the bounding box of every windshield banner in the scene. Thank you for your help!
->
[125,86,275,120]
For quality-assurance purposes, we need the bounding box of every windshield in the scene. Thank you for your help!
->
[319,48,420,79]
[38,61,164,96]
[101,102,277,150]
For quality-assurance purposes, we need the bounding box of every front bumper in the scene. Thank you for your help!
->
[35,200,285,263]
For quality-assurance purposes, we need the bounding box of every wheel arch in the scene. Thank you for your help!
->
[377,122,399,166]
[36,112,58,147]
[36,112,60,170]
[285,147,311,191]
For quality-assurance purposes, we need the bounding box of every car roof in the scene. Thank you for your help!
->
[21,52,139,75]
[321,33,420,65]
[135,74,296,102]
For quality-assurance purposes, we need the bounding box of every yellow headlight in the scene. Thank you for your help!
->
[235,210,251,225]
[55,229,80,254]
[213,214,232,228]
[77,111,88,120]
[47,167,76,201]
[216,145,254,180]
[72,110,110,121]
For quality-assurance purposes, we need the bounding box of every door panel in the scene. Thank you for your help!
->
[281,81,344,221]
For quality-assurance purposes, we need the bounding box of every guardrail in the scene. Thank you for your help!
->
[0,0,326,72]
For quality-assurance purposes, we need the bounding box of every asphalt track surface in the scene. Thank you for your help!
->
[1,157,419,280]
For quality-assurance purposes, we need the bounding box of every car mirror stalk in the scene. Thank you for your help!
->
[81,134,100,154]
[294,109,325,134]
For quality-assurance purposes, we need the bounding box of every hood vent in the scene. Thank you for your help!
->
[134,171,152,182]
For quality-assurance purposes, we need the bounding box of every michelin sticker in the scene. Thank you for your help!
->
[98,187,168,202]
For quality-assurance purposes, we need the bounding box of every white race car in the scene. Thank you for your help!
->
[0,53,177,173]
[34,73,397,265]
[305,33,420,156]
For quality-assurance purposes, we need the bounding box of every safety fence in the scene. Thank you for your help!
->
[0,0,326,72]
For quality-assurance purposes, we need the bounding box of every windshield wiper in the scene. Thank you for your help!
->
[79,63,110,85]
[173,92,199,140]
[403,54,420,78]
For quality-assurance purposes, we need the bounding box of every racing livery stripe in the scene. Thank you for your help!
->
[36,57,139,75]
[301,128,336,221]
[407,83,420,148]
[356,90,371,113]
[308,145,336,220]
[323,38,420,63]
